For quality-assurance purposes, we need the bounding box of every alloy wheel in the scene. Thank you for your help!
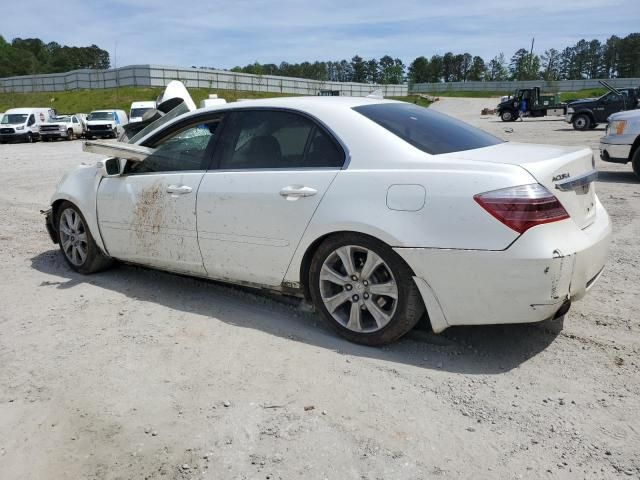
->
[59,208,88,266]
[319,245,398,333]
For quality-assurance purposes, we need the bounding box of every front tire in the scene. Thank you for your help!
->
[309,234,424,346]
[632,148,640,181]
[572,114,591,131]
[500,110,516,122]
[56,201,113,274]
[66,129,74,140]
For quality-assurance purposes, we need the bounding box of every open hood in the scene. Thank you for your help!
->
[121,80,197,143]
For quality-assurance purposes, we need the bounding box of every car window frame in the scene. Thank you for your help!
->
[209,107,348,172]
[121,111,227,176]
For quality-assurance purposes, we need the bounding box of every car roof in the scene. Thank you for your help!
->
[196,95,400,115]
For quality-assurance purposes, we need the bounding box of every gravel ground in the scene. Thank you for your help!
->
[0,98,639,480]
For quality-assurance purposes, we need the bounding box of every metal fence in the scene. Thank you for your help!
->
[0,64,408,97]
[411,78,640,94]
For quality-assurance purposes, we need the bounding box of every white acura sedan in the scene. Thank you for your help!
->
[44,89,611,345]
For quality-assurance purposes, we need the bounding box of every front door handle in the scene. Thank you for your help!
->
[167,185,192,195]
[279,185,318,201]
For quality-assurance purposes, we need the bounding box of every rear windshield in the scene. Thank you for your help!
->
[353,103,502,155]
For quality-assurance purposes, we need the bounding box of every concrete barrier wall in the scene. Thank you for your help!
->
[411,78,640,94]
[0,64,408,97]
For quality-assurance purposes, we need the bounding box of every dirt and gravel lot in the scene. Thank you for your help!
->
[1,97,639,480]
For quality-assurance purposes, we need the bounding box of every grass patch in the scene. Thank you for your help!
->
[418,88,609,102]
[0,86,296,114]
[559,88,606,102]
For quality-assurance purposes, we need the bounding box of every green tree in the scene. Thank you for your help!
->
[408,56,430,84]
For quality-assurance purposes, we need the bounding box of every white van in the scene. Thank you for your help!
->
[0,107,55,143]
[129,101,157,123]
[86,109,129,139]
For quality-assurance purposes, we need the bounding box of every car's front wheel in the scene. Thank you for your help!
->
[632,148,640,180]
[56,201,113,274]
[309,234,424,346]
[500,110,516,122]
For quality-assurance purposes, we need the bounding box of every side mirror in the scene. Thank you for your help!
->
[97,157,122,177]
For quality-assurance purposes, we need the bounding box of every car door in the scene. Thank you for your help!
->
[96,115,223,274]
[196,109,346,287]
[71,116,82,135]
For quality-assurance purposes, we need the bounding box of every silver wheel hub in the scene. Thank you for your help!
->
[319,245,398,333]
[59,208,88,266]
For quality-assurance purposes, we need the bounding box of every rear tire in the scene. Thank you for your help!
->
[632,148,640,181]
[572,114,591,131]
[309,234,424,346]
[56,201,113,274]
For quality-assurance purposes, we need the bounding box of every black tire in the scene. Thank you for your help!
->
[56,201,113,274]
[309,233,424,346]
[66,129,74,141]
[572,113,591,131]
[632,148,640,181]
[500,110,517,122]
[26,133,34,143]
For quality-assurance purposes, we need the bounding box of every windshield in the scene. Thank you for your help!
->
[131,108,153,118]
[52,116,71,122]
[88,112,115,121]
[353,103,503,155]
[1,114,28,124]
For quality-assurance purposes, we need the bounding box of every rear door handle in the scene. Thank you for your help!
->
[279,185,318,201]
[166,185,192,195]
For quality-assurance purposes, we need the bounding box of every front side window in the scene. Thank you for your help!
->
[127,120,220,174]
[28,115,35,126]
[353,103,503,155]
[218,110,344,169]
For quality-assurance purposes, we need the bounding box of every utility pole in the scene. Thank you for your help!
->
[529,37,535,77]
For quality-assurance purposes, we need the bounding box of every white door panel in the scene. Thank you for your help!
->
[197,170,338,286]
[97,173,206,274]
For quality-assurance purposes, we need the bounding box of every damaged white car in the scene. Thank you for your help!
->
[44,82,612,345]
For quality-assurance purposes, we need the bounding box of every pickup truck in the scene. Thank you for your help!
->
[600,109,640,179]
[566,80,639,131]
[40,114,86,141]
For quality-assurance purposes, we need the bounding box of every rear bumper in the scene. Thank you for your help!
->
[395,197,612,332]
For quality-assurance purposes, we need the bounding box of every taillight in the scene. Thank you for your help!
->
[474,184,569,234]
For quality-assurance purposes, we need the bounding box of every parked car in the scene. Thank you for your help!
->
[129,101,157,123]
[40,114,86,141]
[86,109,128,139]
[565,81,639,131]
[0,107,55,143]
[600,109,640,179]
[43,88,611,345]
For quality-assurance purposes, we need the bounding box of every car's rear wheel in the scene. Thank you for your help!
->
[632,148,640,180]
[309,234,424,346]
[572,114,591,131]
[56,201,113,274]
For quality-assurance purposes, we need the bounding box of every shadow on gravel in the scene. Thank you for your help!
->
[31,249,561,376]
[597,170,639,184]
[553,127,606,132]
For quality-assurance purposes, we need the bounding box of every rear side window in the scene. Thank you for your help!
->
[217,110,344,169]
[353,103,502,155]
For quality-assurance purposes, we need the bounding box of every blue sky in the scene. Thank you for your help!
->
[2,0,638,69]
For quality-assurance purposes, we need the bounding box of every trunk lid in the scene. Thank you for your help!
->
[444,142,597,229]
